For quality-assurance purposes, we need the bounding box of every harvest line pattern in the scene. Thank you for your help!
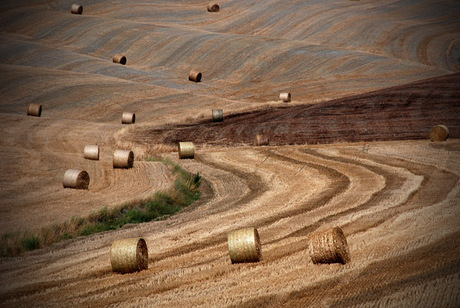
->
[0,141,458,306]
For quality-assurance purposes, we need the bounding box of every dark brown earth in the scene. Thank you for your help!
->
[132,73,460,147]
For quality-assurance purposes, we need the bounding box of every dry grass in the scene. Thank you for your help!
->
[113,150,134,168]
[111,238,148,273]
[84,145,99,160]
[228,227,262,263]
[27,103,42,117]
[178,142,195,159]
[113,54,127,65]
[308,227,350,264]
[430,125,449,141]
[62,169,90,189]
[70,4,82,14]
[207,3,220,12]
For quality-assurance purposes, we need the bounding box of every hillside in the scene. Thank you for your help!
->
[0,0,459,307]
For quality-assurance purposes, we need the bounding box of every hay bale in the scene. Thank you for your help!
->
[189,70,202,82]
[430,125,449,141]
[280,92,291,102]
[71,4,83,14]
[207,3,220,12]
[178,142,195,159]
[113,54,127,65]
[27,103,42,117]
[84,145,99,160]
[122,112,135,124]
[63,169,90,189]
[111,238,148,273]
[228,227,262,263]
[255,134,269,146]
[212,109,223,122]
[113,150,134,168]
[308,227,349,264]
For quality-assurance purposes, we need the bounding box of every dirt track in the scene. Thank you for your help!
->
[0,0,460,307]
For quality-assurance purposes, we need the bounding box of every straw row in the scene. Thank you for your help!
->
[108,226,349,275]
[226,226,350,265]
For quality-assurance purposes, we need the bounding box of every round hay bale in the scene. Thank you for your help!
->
[207,3,220,12]
[27,103,42,117]
[255,134,269,146]
[84,145,100,160]
[189,70,202,82]
[308,227,349,264]
[113,54,127,65]
[113,150,134,169]
[121,112,135,124]
[63,169,89,189]
[71,4,83,14]
[227,227,262,263]
[111,238,148,273]
[430,125,449,141]
[212,109,223,122]
[280,92,291,102]
[178,142,195,159]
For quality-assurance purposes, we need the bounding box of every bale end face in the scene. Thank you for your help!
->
[27,103,42,117]
[113,150,134,168]
[189,70,202,82]
[71,4,83,14]
[63,169,90,189]
[178,142,195,159]
[256,135,269,146]
[122,112,135,124]
[212,109,223,122]
[111,238,148,273]
[280,92,291,102]
[308,227,350,265]
[228,227,262,263]
[113,54,127,65]
[430,125,449,141]
[207,3,220,12]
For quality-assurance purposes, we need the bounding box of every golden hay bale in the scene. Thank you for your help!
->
[111,238,148,273]
[207,3,220,12]
[121,112,135,124]
[84,145,100,160]
[27,103,42,117]
[63,169,90,189]
[113,150,134,168]
[280,92,291,102]
[178,142,195,159]
[113,54,127,65]
[212,109,223,122]
[430,125,449,141]
[255,134,269,146]
[308,227,350,265]
[71,4,83,14]
[228,227,262,263]
[189,70,202,82]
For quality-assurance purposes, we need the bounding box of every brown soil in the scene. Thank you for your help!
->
[131,73,460,147]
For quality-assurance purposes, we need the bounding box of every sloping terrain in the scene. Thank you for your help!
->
[0,0,459,307]
[0,141,459,307]
[130,73,460,146]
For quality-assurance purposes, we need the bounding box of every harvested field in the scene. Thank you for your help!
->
[0,141,459,307]
[0,0,460,307]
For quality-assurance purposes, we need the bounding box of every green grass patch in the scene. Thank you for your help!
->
[0,158,201,258]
